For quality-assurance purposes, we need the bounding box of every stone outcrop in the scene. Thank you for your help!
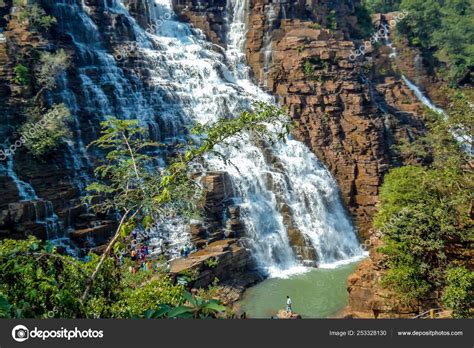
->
[276,309,302,319]
[342,235,420,318]
[190,171,246,249]
[170,238,257,289]
[172,0,228,46]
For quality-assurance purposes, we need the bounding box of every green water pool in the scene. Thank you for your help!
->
[239,262,359,318]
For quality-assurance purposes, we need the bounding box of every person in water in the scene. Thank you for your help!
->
[286,296,292,313]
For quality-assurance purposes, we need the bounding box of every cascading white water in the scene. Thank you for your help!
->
[46,0,365,275]
[140,0,365,276]
[384,33,472,156]
[384,33,472,155]
[2,154,38,201]
[1,151,67,248]
[401,76,445,115]
[261,3,278,86]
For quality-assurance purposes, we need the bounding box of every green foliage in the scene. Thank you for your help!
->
[326,9,337,31]
[86,102,291,220]
[0,237,120,318]
[84,117,161,217]
[397,0,474,84]
[13,64,30,85]
[35,49,70,91]
[380,263,431,304]
[0,237,223,319]
[204,257,219,269]
[362,0,401,13]
[442,267,474,318]
[14,49,72,158]
[110,273,185,318]
[375,90,474,308]
[20,103,72,158]
[354,4,374,39]
[303,60,315,77]
[140,292,226,319]
[14,0,57,30]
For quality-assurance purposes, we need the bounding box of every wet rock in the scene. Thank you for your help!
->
[276,310,302,319]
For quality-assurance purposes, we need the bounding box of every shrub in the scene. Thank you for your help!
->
[442,267,474,318]
[110,275,185,318]
[14,1,57,30]
[35,49,70,91]
[326,10,337,30]
[13,64,30,85]
[20,103,72,158]
[303,60,315,77]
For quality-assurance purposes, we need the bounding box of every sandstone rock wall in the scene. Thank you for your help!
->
[244,1,429,237]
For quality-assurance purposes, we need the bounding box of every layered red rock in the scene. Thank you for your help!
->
[245,2,429,238]
[170,238,256,289]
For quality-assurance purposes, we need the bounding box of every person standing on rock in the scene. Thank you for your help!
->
[286,296,292,313]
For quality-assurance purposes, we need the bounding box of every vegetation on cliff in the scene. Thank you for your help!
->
[364,0,473,85]
[362,0,402,13]
[9,1,72,159]
[375,90,473,317]
[13,0,56,31]
[397,0,474,84]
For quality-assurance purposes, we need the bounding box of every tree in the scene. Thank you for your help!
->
[81,102,291,303]
[375,89,473,308]
[362,0,402,13]
[34,49,70,101]
[397,0,474,84]
[13,64,30,85]
[0,237,120,318]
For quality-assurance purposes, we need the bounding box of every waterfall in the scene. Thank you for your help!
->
[401,76,445,115]
[384,35,472,156]
[142,0,364,275]
[261,3,278,87]
[46,0,365,276]
[1,152,38,201]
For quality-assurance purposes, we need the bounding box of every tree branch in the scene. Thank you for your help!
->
[80,208,140,305]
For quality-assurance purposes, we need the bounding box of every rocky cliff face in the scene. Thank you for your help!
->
[0,2,91,243]
[244,0,427,237]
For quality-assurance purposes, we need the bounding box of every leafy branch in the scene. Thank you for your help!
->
[80,102,291,303]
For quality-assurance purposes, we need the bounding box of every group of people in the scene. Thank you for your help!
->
[123,235,194,274]
[128,244,152,273]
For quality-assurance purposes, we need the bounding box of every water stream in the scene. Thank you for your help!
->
[239,261,359,318]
